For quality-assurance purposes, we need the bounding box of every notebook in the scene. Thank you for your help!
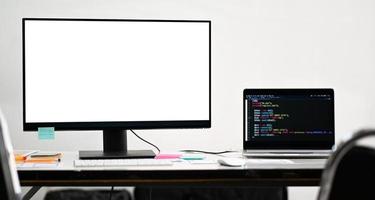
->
[243,89,335,158]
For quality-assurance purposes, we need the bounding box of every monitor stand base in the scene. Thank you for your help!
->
[79,150,156,160]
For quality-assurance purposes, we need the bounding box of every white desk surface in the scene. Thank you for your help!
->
[17,151,327,171]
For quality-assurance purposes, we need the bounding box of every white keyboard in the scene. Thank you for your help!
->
[74,159,173,167]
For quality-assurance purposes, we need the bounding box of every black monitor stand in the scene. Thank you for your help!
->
[79,129,156,159]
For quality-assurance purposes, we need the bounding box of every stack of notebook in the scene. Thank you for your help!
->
[15,151,62,168]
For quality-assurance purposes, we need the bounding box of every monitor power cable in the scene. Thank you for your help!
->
[130,130,161,154]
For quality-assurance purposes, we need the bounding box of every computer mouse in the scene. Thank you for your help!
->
[217,158,246,167]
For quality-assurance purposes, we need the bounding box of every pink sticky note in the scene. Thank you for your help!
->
[154,153,182,159]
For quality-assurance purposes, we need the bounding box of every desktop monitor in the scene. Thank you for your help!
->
[23,18,211,159]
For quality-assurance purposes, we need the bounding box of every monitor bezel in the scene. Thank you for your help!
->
[22,18,211,131]
[243,88,335,150]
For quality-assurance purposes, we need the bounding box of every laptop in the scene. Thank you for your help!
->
[0,109,22,200]
[243,89,334,158]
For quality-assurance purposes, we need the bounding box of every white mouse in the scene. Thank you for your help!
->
[217,158,246,167]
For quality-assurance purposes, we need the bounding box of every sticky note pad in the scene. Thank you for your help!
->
[38,127,55,140]
[155,153,182,159]
[181,154,205,160]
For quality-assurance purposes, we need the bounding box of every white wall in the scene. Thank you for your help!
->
[1,0,375,199]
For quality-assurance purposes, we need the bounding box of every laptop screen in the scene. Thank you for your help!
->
[244,89,334,150]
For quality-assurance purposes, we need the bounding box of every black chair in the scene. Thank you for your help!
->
[317,129,375,200]
[134,186,288,200]
[44,189,132,200]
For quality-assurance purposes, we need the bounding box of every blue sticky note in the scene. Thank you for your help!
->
[181,154,205,160]
[38,127,55,140]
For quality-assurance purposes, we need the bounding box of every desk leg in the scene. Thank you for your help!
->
[23,186,42,200]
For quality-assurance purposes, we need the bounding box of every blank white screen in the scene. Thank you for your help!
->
[25,20,210,123]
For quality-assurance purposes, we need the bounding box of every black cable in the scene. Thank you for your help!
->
[109,186,114,200]
[130,130,161,153]
[179,150,237,155]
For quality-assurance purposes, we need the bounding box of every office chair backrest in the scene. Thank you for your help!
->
[0,109,22,200]
[317,129,375,200]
